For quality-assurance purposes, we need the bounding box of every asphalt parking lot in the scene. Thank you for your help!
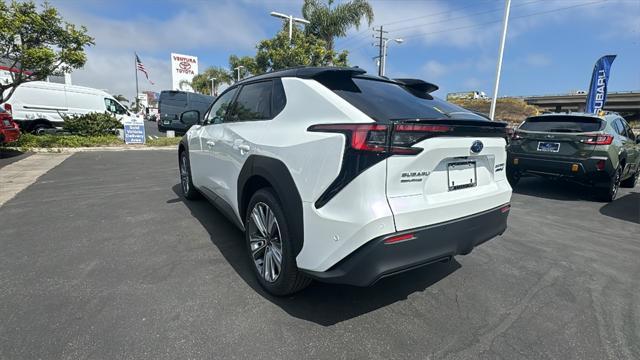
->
[0,150,638,360]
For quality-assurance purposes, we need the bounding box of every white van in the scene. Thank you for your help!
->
[1,81,135,133]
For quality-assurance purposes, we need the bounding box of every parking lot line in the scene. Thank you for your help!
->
[0,153,71,207]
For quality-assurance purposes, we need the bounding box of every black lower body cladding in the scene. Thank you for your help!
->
[302,204,510,287]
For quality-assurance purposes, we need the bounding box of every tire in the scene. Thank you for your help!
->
[620,168,639,188]
[245,188,311,296]
[507,168,520,187]
[597,165,622,202]
[178,151,200,200]
[32,122,51,135]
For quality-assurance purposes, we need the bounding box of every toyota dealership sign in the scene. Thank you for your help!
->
[171,53,198,91]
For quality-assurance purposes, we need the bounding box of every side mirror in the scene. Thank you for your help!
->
[180,110,200,126]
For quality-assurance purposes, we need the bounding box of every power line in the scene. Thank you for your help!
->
[336,0,495,48]
[396,0,607,41]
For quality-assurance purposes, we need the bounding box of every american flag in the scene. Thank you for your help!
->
[135,54,154,85]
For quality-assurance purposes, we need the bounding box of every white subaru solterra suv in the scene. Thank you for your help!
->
[178,67,512,296]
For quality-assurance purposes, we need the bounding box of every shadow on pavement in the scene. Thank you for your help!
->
[170,184,461,326]
[513,176,596,202]
[0,149,30,168]
[599,192,640,224]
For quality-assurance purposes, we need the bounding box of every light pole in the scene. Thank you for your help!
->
[234,66,245,82]
[381,38,404,77]
[489,0,511,120]
[270,11,310,44]
[209,77,216,96]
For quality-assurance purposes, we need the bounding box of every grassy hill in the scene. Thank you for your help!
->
[449,98,540,125]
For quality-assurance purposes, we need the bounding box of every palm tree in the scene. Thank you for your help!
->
[302,0,374,52]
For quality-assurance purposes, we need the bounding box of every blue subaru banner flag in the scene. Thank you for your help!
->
[585,55,616,114]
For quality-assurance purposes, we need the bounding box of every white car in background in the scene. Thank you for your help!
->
[2,81,134,133]
[178,67,513,296]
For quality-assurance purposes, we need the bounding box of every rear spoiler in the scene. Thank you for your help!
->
[393,78,439,94]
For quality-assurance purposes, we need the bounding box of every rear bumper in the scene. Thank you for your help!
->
[302,204,510,286]
[0,129,20,143]
[508,153,613,184]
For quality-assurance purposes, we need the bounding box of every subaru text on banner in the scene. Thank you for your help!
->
[177,67,513,296]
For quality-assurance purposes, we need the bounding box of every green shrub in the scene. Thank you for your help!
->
[62,112,123,136]
[146,137,182,147]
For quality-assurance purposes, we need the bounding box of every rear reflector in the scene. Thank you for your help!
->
[500,204,511,213]
[582,134,613,145]
[3,103,12,115]
[571,164,579,172]
[384,233,415,244]
[596,160,606,171]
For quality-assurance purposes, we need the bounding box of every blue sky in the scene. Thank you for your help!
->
[53,0,639,100]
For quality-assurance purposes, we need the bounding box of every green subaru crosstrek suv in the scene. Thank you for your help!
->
[507,112,640,201]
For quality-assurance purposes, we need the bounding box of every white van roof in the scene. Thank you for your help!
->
[18,81,112,97]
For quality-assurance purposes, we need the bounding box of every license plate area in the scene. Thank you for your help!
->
[163,120,171,125]
[447,161,477,191]
[537,141,560,152]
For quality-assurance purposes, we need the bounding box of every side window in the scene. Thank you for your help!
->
[613,119,628,137]
[104,98,127,115]
[621,119,635,140]
[203,88,237,126]
[272,79,286,117]
[228,80,273,122]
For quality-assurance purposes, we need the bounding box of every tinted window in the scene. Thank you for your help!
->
[104,98,127,115]
[204,88,237,125]
[519,116,603,132]
[613,119,628,137]
[160,92,188,108]
[621,119,635,140]
[272,79,286,117]
[229,81,273,122]
[318,76,485,121]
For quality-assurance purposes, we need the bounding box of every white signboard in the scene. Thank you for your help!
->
[171,53,198,92]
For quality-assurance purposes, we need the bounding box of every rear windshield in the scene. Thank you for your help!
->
[317,76,487,122]
[520,116,603,133]
[160,92,188,108]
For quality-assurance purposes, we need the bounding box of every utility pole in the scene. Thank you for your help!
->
[209,78,216,97]
[270,11,310,44]
[489,0,512,120]
[373,26,388,76]
[234,66,245,82]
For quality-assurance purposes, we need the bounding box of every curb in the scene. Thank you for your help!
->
[1,146,177,153]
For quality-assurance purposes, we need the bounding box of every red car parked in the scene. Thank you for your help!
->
[0,107,20,144]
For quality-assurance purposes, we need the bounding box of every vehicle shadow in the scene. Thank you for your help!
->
[599,192,640,224]
[170,184,461,326]
[513,176,597,202]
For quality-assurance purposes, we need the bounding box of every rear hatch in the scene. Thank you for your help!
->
[316,74,512,232]
[511,115,605,159]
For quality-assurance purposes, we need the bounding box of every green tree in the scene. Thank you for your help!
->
[189,66,233,95]
[302,0,374,52]
[229,25,348,78]
[0,0,94,103]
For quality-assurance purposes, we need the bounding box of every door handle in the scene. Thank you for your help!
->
[206,140,216,147]
[238,144,250,154]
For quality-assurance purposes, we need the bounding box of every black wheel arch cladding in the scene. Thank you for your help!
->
[238,155,305,257]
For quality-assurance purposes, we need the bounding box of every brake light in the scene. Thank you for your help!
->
[384,233,415,244]
[582,134,613,145]
[3,103,12,115]
[308,123,452,155]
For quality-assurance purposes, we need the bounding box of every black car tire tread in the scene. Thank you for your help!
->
[179,151,201,200]
[245,188,311,296]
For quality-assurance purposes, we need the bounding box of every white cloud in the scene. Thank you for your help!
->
[524,53,551,67]
[51,0,268,99]
[422,60,449,78]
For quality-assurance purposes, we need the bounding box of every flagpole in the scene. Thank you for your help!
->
[134,53,139,113]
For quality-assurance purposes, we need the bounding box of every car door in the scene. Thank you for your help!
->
[214,80,277,216]
[190,87,238,191]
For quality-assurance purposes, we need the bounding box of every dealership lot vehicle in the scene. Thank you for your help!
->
[158,90,214,134]
[0,107,20,143]
[178,67,512,295]
[0,151,637,360]
[508,112,640,201]
[2,81,134,133]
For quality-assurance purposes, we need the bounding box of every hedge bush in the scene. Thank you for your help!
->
[62,112,123,136]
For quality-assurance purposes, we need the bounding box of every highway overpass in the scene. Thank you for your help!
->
[524,91,640,121]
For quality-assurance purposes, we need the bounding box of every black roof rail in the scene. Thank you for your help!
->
[393,78,439,94]
[236,66,367,84]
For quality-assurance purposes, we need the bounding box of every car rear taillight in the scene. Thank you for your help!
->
[308,123,452,155]
[3,103,12,115]
[582,134,613,145]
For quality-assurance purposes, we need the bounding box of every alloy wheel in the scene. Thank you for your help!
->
[180,153,190,194]
[248,202,283,283]
[611,167,621,199]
